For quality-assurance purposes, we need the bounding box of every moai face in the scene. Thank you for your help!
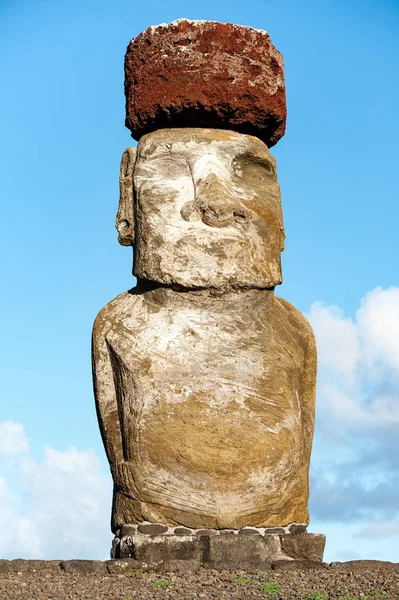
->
[117,128,285,289]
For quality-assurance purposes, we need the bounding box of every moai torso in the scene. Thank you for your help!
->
[94,287,315,530]
[93,127,317,532]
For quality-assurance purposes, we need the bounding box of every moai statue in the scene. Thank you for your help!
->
[92,20,324,565]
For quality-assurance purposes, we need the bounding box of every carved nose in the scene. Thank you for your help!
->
[202,197,251,227]
[181,175,252,228]
[181,196,252,227]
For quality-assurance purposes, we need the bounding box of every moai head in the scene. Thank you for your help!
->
[117,128,285,289]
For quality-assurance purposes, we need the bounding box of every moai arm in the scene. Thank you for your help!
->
[92,318,124,472]
[302,325,317,468]
[276,297,317,478]
[92,146,137,473]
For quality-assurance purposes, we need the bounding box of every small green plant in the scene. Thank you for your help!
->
[152,580,171,588]
[293,585,306,594]
[302,593,328,600]
[236,574,254,584]
[128,569,142,578]
[259,581,281,595]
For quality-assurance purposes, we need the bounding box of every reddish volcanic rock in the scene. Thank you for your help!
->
[125,19,286,147]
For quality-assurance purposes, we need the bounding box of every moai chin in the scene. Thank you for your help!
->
[93,19,322,562]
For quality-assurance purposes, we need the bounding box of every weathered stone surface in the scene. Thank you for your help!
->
[280,534,326,562]
[120,524,137,536]
[159,559,201,573]
[110,536,120,558]
[116,531,326,569]
[93,128,317,532]
[137,523,168,535]
[330,560,399,571]
[59,560,108,574]
[289,524,307,534]
[272,560,329,571]
[118,538,133,560]
[264,528,286,535]
[207,534,281,569]
[106,558,142,574]
[120,534,204,563]
[175,527,193,536]
[0,560,61,574]
[125,19,286,147]
[238,528,261,535]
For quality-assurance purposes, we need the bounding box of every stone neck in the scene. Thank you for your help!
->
[131,278,275,311]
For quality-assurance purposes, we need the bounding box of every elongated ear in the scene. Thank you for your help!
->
[280,223,286,252]
[116,147,137,246]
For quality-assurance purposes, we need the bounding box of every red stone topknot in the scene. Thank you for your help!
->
[124,19,286,147]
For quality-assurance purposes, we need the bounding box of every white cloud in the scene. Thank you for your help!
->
[0,421,29,455]
[309,302,360,379]
[356,520,399,539]
[357,286,399,370]
[0,422,113,559]
[0,476,14,555]
[308,286,399,534]
[308,286,399,428]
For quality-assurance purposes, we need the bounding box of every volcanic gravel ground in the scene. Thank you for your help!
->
[1,564,398,600]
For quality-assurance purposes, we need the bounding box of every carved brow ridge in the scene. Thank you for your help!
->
[138,148,275,171]
[138,137,271,159]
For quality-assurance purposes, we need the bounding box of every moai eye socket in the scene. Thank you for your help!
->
[233,155,275,179]
[232,160,243,178]
[137,155,191,182]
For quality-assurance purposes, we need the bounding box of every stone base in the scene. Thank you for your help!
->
[111,524,325,570]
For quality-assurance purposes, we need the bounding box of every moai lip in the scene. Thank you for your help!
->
[125,19,286,147]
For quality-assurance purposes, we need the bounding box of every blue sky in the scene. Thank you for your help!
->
[0,0,399,561]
